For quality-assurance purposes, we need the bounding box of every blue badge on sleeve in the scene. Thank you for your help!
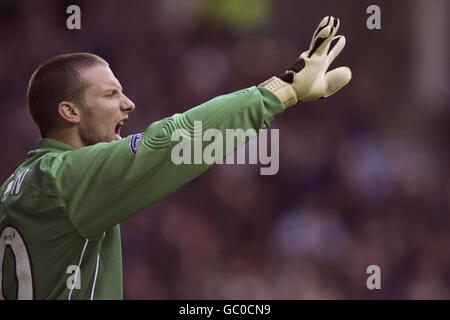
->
[130,133,144,155]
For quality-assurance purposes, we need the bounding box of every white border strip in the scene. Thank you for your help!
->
[90,254,100,300]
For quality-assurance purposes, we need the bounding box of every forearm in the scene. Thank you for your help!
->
[139,86,284,150]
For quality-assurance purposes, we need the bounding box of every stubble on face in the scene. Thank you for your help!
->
[75,85,111,147]
[76,66,124,146]
[78,113,112,146]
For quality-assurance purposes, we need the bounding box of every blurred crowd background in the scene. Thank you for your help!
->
[0,0,449,299]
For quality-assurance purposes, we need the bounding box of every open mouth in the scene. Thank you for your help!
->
[114,119,126,140]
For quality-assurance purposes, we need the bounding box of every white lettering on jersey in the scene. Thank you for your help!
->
[1,168,31,202]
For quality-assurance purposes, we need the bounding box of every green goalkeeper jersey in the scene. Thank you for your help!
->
[0,87,284,300]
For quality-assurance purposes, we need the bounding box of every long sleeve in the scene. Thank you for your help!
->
[47,86,284,239]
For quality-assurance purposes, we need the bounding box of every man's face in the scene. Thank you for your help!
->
[77,65,135,146]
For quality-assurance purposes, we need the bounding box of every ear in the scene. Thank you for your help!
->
[57,101,81,124]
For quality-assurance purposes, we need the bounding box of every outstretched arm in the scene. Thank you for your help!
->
[49,87,283,240]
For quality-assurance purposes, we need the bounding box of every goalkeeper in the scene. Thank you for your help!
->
[0,16,350,299]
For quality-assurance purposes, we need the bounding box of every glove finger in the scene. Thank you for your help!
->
[312,18,340,57]
[332,17,340,34]
[324,66,352,97]
[308,25,333,58]
[327,35,346,65]
[308,16,334,53]
[311,16,332,43]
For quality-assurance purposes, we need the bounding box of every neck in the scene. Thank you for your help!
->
[44,128,85,149]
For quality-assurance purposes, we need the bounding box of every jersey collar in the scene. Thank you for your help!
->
[38,138,76,151]
[27,138,76,159]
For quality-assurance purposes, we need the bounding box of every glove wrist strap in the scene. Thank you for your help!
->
[259,76,298,108]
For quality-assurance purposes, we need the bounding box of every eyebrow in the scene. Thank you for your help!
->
[104,85,123,92]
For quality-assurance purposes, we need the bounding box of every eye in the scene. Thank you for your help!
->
[104,90,117,97]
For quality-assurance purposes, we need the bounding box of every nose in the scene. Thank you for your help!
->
[120,93,136,113]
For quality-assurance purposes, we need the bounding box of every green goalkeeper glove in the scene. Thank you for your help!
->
[260,16,352,107]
